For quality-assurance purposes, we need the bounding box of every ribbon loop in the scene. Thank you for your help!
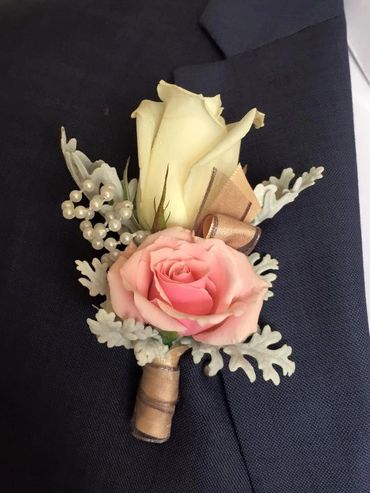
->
[202,213,261,253]
[194,164,262,252]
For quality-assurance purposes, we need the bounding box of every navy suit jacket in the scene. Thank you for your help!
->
[5,1,370,491]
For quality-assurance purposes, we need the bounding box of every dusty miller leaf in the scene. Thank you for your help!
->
[181,337,224,376]
[61,129,144,233]
[61,127,123,201]
[121,157,143,231]
[223,325,295,385]
[122,318,159,342]
[253,166,324,225]
[134,336,169,366]
[87,309,131,348]
[128,178,138,202]
[87,309,163,351]
[76,258,109,296]
[248,252,279,300]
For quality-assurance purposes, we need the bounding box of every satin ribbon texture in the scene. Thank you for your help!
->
[195,164,261,253]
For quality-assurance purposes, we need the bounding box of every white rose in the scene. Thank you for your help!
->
[131,80,264,229]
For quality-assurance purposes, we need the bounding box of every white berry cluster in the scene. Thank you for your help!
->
[61,179,148,262]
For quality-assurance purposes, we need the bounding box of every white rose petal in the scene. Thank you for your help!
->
[131,80,264,229]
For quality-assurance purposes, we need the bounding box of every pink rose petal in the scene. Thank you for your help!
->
[193,290,266,345]
[107,253,144,321]
[107,228,268,342]
[133,291,185,334]
[158,278,214,315]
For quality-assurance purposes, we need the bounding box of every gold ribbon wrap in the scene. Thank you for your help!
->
[132,346,188,443]
[132,165,261,442]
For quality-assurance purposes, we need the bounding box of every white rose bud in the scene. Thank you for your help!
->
[131,80,264,230]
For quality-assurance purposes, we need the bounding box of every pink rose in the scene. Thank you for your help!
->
[107,227,267,345]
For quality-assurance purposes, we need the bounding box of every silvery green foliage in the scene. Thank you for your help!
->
[88,309,130,348]
[87,309,160,348]
[76,258,109,296]
[61,127,123,201]
[87,309,168,365]
[182,326,295,385]
[127,178,138,203]
[248,252,279,300]
[181,338,224,376]
[253,166,324,225]
[61,127,144,235]
[134,337,169,367]
[223,326,295,385]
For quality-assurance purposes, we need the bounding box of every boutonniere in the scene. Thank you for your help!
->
[61,80,324,443]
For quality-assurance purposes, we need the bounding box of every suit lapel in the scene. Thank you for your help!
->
[175,2,370,491]
[200,0,342,56]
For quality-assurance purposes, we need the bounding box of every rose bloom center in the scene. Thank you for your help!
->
[149,256,214,317]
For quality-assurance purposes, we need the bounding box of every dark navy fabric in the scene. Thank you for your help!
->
[4,1,370,492]
[201,0,342,56]
[176,3,370,492]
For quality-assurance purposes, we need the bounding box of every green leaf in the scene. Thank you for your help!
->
[121,157,131,201]
[151,165,170,233]
[159,330,179,346]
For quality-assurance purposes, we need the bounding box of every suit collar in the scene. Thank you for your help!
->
[201,0,343,57]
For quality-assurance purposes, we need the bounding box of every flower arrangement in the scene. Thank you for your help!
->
[61,81,324,442]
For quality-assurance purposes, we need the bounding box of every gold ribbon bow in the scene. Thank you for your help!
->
[195,165,261,253]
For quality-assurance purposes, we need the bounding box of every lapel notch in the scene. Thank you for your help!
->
[201,0,343,57]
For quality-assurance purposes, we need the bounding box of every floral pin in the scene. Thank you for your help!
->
[61,80,324,442]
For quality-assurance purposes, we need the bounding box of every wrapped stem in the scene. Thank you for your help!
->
[131,345,188,443]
